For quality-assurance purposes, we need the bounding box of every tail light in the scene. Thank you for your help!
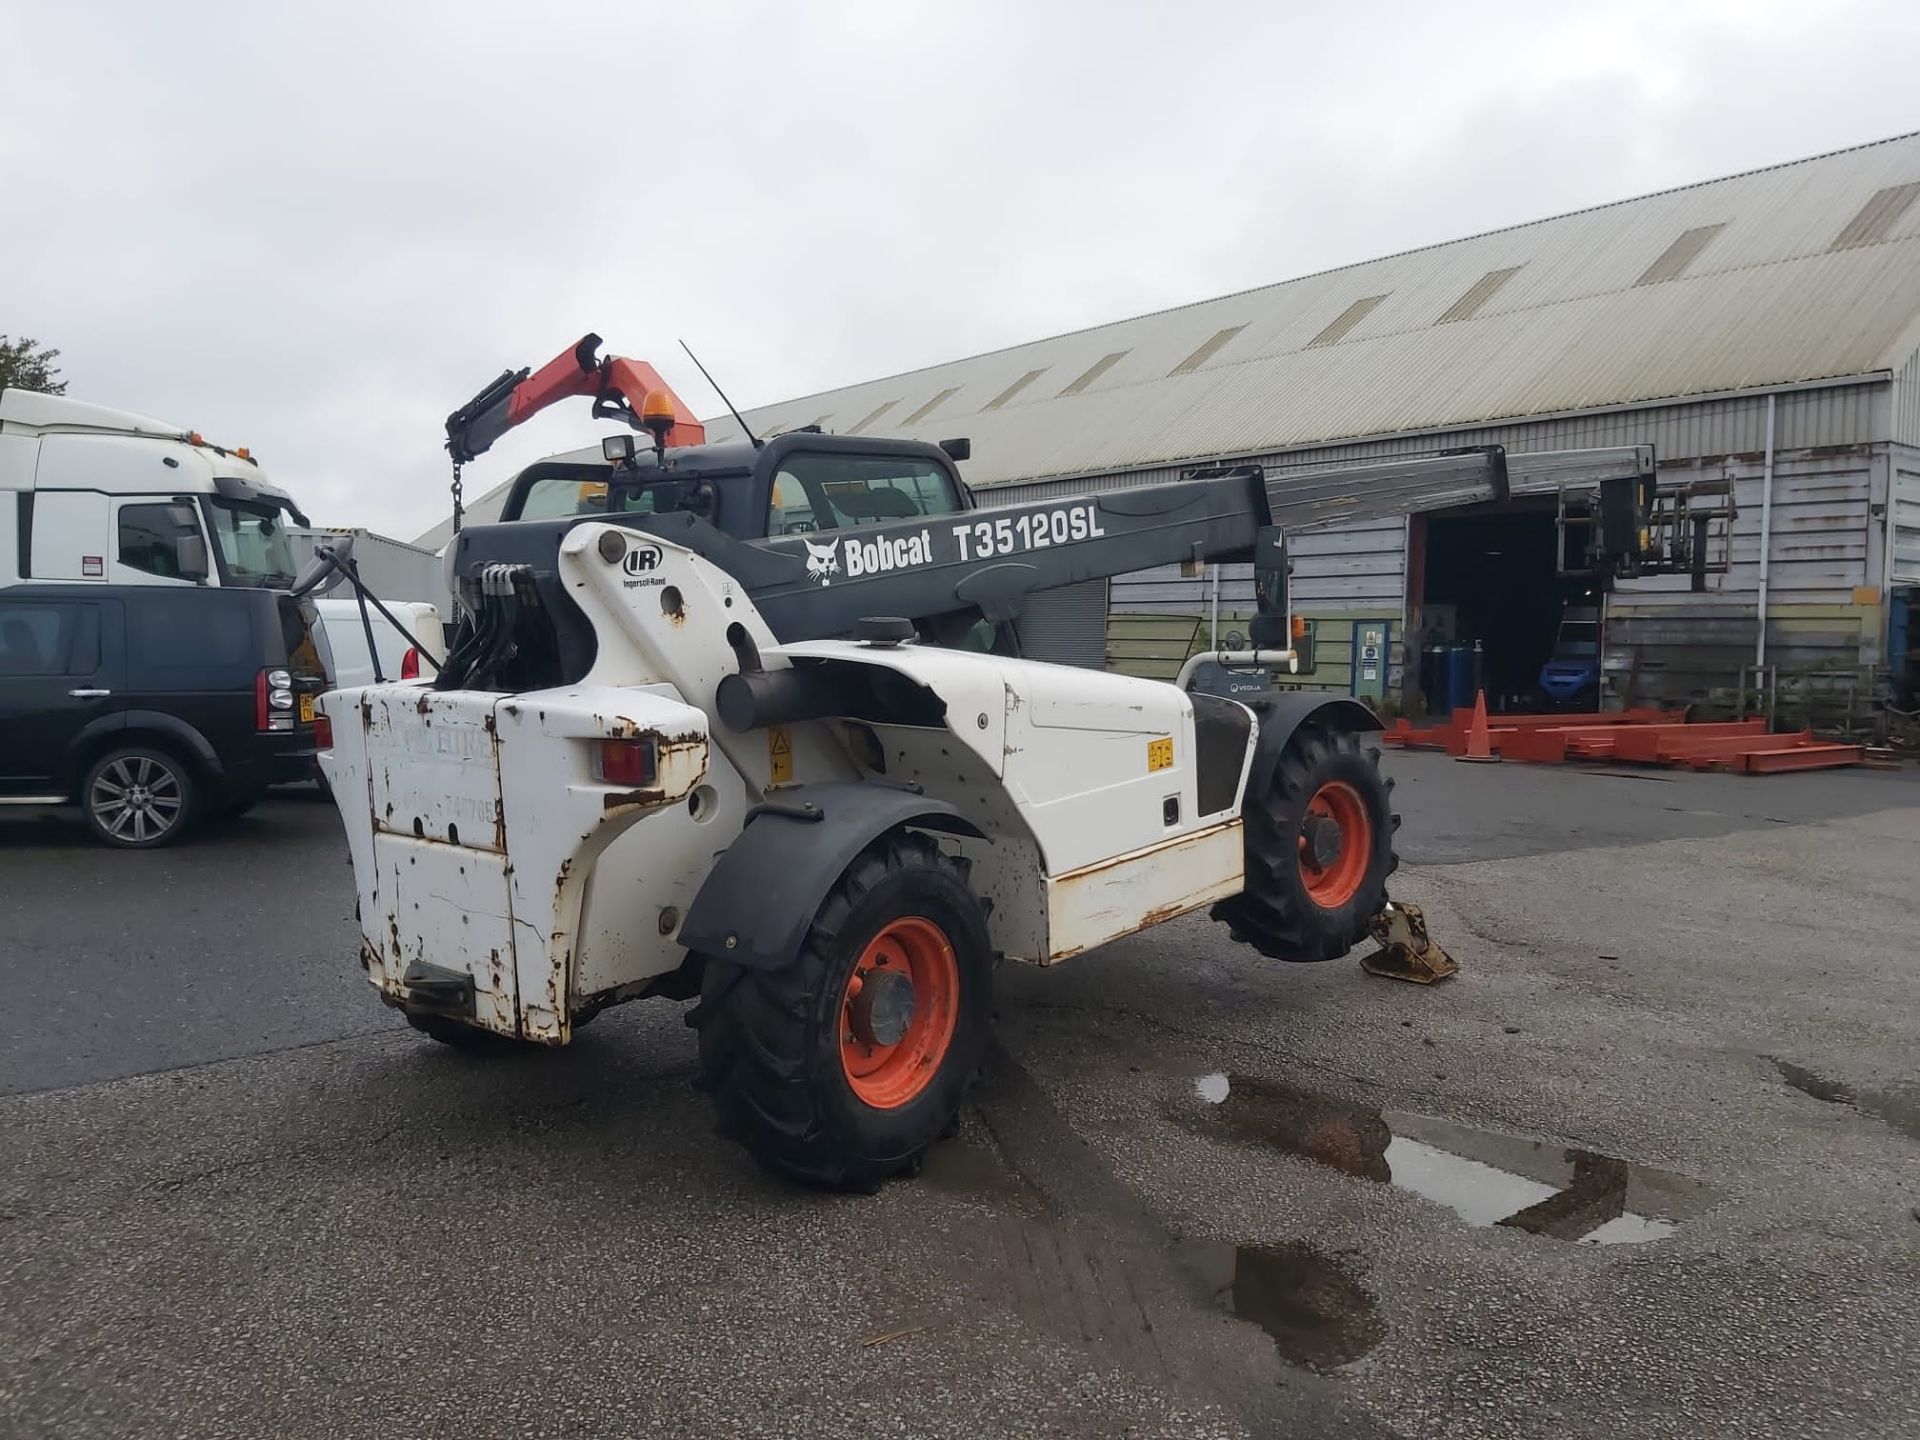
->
[400,647,420,680]
[596,738,656,787]
[313,713,333,750]
[257,668,294,732]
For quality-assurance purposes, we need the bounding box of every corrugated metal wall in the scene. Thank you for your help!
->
[1893,345,1920,448]
[1892,442,1920,582]
[1602,448,1883,711]
[982,379,1896,712]
[987,378,1891,630]
[1613,449,1877,606]
[1288,518,1408,609]
[1110,563,1252,615]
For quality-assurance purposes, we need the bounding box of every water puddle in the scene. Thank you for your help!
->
[1775,1059,1920,1142]
[1188,1073,1712,1244]
[1178,1239,1383,1372]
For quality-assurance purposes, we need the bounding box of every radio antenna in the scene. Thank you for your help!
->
[678,339,760,448]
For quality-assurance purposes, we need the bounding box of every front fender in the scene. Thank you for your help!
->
[678,782,986,971]
[1247,694,1381,796]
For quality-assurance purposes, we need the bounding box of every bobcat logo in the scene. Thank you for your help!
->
[801,535,840,586]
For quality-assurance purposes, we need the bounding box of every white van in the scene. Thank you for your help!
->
[312,596,441,690]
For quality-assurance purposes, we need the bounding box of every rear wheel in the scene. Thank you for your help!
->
[691,829,993,1190]
[1213,723,1398,962]
[82,746,196,849]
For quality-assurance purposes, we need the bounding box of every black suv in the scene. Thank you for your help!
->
[0,585,324,847]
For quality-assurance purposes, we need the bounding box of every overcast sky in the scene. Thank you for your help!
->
[5,1,1918,542]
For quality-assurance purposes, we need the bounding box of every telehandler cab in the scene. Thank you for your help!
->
[317,335,1685,1187]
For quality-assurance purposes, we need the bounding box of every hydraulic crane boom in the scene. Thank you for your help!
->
[444,334,706,464]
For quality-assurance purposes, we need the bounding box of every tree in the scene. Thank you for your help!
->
[0,336,66,395]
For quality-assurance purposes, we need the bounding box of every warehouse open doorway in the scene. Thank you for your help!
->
[1408,502,1602,714]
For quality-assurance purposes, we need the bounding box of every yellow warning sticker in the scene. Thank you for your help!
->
[1147,736,1174,772]
[769,726,793,784]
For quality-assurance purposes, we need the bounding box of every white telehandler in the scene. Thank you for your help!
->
[314,335,1694,1187]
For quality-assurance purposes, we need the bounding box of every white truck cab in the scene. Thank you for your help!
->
[1,388,309,591]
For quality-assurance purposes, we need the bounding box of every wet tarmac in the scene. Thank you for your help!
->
[1179,1239,1383,1372]
[1775,1058,1920,1142]
[1186,1072,1714,1244]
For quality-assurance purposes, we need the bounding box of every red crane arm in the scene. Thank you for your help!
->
[445,334,706,464]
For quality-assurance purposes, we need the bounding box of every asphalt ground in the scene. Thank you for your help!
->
[2,755,1917,1437]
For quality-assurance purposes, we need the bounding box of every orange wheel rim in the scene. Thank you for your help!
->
[1298,781,1372,909]
[839,916,959,1109]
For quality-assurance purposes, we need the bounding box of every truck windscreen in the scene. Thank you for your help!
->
[203,497,299,588]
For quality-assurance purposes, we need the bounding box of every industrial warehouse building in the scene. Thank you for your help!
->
[428,133,1920,720]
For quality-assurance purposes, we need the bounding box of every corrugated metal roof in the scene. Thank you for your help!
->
[697,133,1920,489]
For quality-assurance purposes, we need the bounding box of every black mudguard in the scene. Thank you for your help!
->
[678,782,986,971]
[1247,694,1381,797]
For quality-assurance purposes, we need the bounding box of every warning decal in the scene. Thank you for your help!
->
[769,726,793,784]
[1147,737,1173,772]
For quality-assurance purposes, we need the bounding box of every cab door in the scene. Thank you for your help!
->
[0,593,124,796]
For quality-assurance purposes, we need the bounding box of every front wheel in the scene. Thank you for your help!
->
[1213,723,1398,962]
[691,829,994,1190]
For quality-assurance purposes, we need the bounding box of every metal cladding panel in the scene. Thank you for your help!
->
[1015,577,1110,667]
[1613,451,1877,606]
[694,134,1920,493]
[1288,518,1408,609]
[1110,562,1253,615]
[1893,446,1920,581]
[1895,345,1920,447]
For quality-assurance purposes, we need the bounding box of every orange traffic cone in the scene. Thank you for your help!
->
[1455,689,1501,763]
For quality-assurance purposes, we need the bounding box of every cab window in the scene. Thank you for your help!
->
[118,502,203,581]
[519,476,653,522]
[515,474,712,522]
[769,454,960,535]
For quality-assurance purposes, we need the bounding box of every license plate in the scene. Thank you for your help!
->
[299,694,317,723]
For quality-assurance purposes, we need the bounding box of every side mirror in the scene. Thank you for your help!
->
[175,534,211,584]
[939,437,971,461]
[290,535,354,597]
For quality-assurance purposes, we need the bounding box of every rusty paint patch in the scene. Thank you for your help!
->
[1139,899,1195,929]
[602,787,669,811]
